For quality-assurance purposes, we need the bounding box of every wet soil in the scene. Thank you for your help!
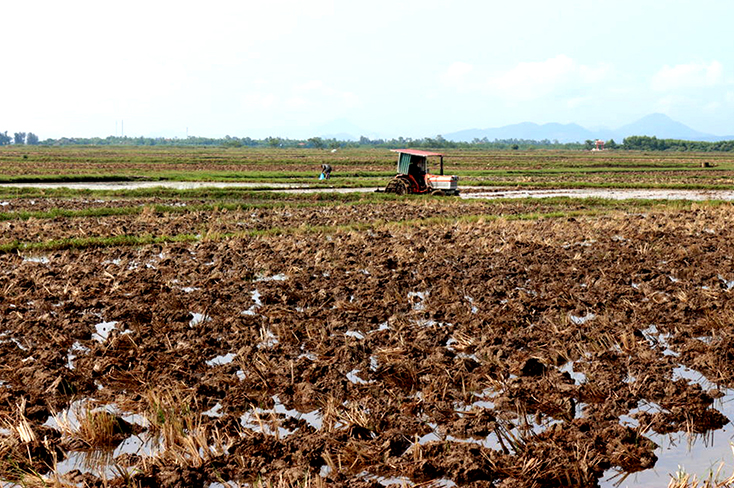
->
[2,201,734,487]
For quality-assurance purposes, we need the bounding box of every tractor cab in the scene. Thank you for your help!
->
[383,149,459,196]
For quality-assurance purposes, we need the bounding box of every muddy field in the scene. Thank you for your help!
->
[2,193,734,487]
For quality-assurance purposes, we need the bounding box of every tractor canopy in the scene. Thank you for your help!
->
[391,149,445,176]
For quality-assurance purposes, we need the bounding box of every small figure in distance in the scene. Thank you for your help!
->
[320,163,332,180]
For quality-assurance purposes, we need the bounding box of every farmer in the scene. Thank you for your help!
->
[320,163,333,180]
[408,160,426,189]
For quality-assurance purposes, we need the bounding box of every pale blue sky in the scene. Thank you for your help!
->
[2,0,733,139]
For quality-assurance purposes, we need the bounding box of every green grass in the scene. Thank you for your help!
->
[1,233,200,254]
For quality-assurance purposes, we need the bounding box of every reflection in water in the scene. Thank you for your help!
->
[602,367,734,488]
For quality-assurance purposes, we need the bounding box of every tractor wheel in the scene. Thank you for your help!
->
[431,189,445,197]
[391,178,409,195]
[384,178,401,194]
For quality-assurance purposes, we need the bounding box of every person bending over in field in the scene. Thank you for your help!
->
[320,164,333,180]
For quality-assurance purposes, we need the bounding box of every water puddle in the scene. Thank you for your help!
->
[52,431,163,478]
[464,296,478,314]
[718,275,734,291]
[369,356,379,371]
[569,312,596,325]
[345,330,365,340]
[92,321,118,342]
[255,273,288,282]
[410,388,567,455]
[206,353,236,367]
[641,324,678,357]
[462,188,734,201]
[604,365,734,487]
[203,403,224,418]
[407,291,427,312]
[256,328,279,349]
[347,369,372,385]
[241,290,262,316]
[6,183,734,202]
[240,395,323,438]
[36,400,174,480]
[207,482,239,488]
[189,312,210,327]
[297,351,317,362]
[66,341,90,370]
[44,399,149,432]
[357,471,458,487]
[416,421,504,451]
[0,333,28,351]
[0,181,299,191]
[23,256,50,264]
[559,361,587,385]
[369,322,391,333]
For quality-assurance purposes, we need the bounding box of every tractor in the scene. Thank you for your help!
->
[381,149,459,196]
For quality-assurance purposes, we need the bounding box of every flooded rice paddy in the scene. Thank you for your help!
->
[3,190,734,486]
[6,180,734,202]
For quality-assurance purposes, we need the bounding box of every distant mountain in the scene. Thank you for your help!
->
[447,122,595,144]
[613,113,709,141]
[444,114,733,143]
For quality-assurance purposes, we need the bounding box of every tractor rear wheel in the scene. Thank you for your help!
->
[384,178,399,194]
[393,178,409,195]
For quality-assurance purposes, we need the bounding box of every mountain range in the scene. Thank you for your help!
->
[319,114,732,143]
[442,114,733,144]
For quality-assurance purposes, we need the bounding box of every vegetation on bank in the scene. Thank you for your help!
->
[3,131,734,152]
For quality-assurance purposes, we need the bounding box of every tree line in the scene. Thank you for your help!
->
[0,133,587,150]
[619,135,734,152]
[2,131,734,152]
[0,131,39,145]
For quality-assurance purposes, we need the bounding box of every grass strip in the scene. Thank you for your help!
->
[0,233,200,254]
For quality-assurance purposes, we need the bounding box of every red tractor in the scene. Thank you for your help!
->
[382,149,459,196]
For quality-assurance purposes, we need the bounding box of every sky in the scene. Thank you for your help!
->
[3,0,734,140]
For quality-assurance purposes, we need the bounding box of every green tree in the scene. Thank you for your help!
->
[222,135,242,148]
[0,131,10,145]
[14,132,26,145]
[26,132,39,145]
[308,137,325,149]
